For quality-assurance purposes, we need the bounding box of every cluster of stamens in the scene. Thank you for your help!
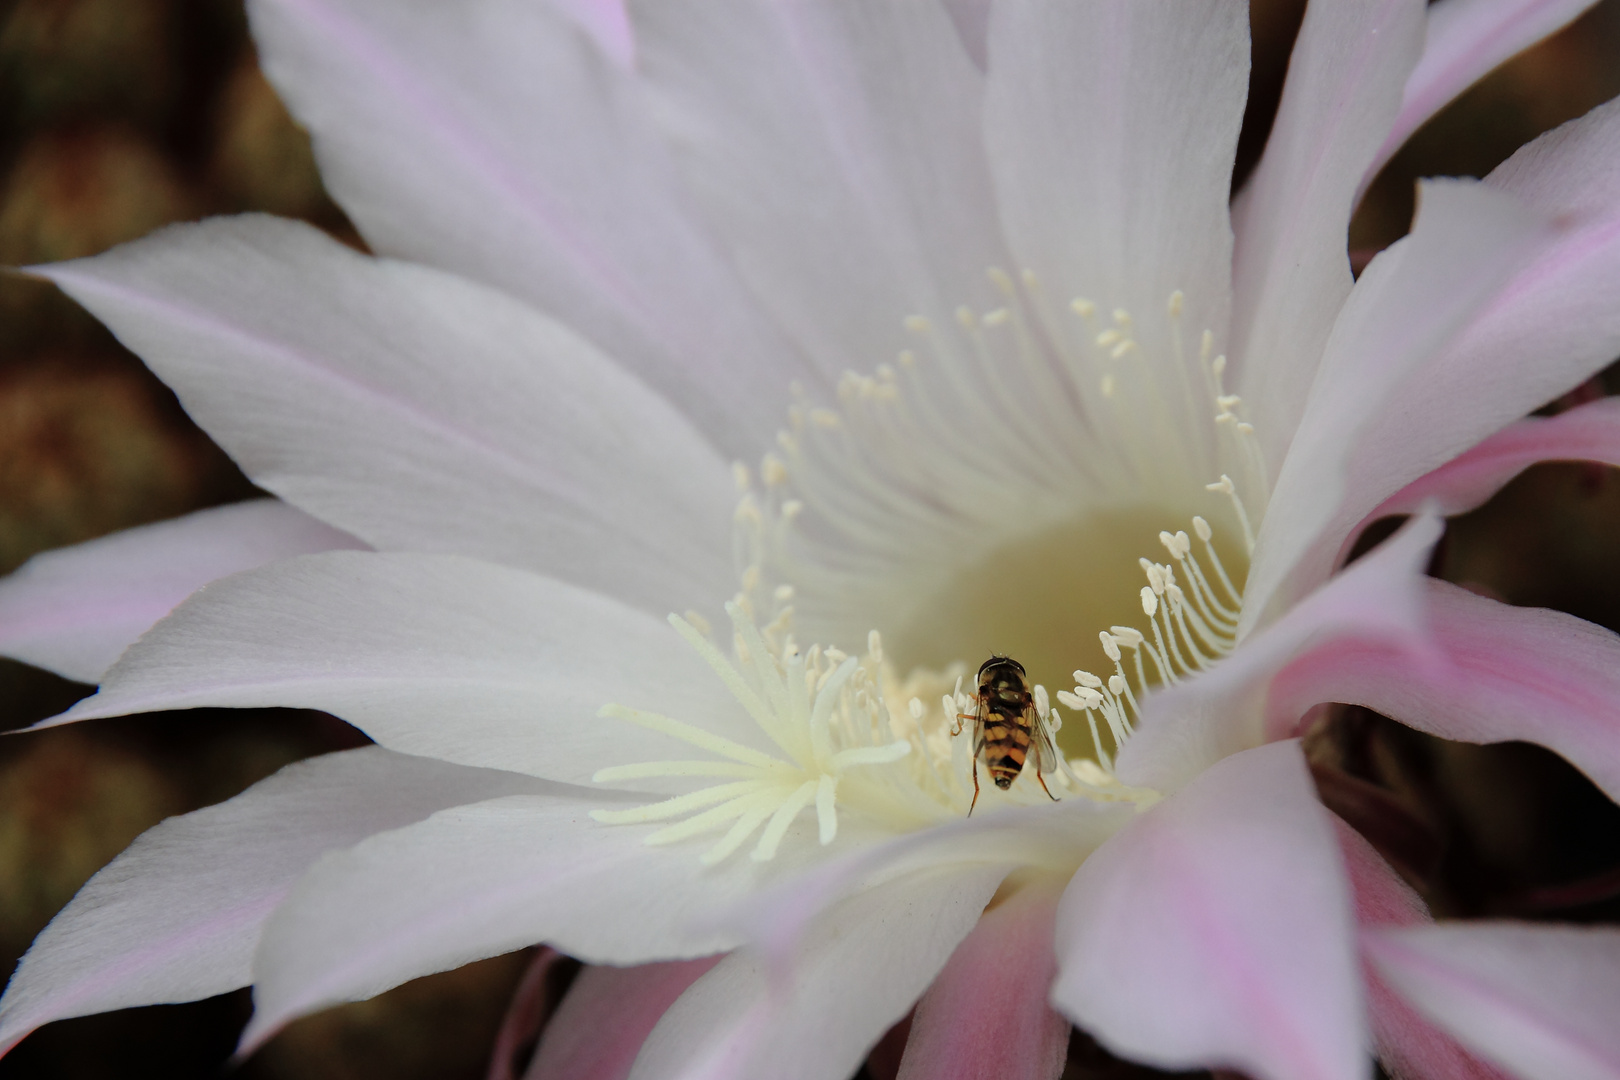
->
[1053,512,1248,771]
[591,606,916,865]
[595,275,1266,864]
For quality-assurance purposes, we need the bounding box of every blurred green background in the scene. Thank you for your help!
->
[0,1,1617,1078]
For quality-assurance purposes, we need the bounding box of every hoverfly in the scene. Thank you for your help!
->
[951,655,1060,815]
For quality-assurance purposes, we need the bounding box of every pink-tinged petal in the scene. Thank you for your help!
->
[49,552,758,786]
[241,793,852,1053]
[1370,397,1620,522]
[0,748,545,1058]
[1230,0,1427,465]
[1336,820,1513,1080]
[524,957,721,1080]
[627,866,1006,1080]
[488,948,569,1080]
[1365,922,1620,1080]
[630,0,1011,381]
[1333,96,1620,570]
[984,0,1247,399]
[1243,180,1551,632]
[0,500,361,684]
[896,881,1068,1080]
[248,0,809,453]
[1337,814,1427,928]
[35,217,735,615]
[1363,0,1600,193]
[1490,95,1620,215]
[1268,578,1620,803]
[723,799,1135,968]
[1053,741,1364,1080]
[1118,514,1441,794]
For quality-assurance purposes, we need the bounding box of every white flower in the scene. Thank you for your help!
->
[4,2,1620,1079]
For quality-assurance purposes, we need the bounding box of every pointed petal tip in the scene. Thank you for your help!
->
[230,1023,276,1066]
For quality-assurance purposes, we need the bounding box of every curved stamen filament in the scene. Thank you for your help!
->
[597,279,1272,853]
[593,605,920,865]
[592,780,772,826]
[1057,491,1253,773]
[594,704,780,770]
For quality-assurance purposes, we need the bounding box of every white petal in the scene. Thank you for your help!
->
[50,552,756,785]
[1244,179,1550,632]
[723,799,1133,966]
[941,0,990,70]
[0,500,360,684]
[984,0,1247,381]
[0,747,544,1055]
[628,865,1005,1080]
[525,957,721,1080]
[249,0,809,453]
[630,0,1010,378]
[549,0,634,70]
[1490,94,1620,213]
[1230,0,1427,465]
[1364,0,1601,191]
[1053,741,1364,1080]
[36,216,735,615]
[1347,97,1620,532]
[241,792,854,1052]
[1366,922,1620,1080]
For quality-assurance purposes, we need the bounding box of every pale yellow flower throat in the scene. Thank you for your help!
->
[595,276,1266,863]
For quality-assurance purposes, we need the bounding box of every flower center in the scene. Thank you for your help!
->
[733,276,1265,726]
[596,273,1269,860]
[879,506,1248,717]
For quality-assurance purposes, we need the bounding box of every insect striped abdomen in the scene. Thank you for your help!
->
[959,655,1059,813]
[977,666,1036,789]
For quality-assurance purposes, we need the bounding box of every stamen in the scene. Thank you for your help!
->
[596,607,935,864]
[815,774,838,843]
[1030,497,1252,776]
[592,761,765,781]
[752,780,820,861]
[647,790,777,847]
[599,274,1271,847]
[1205,474,1256,553]
[594,704,780,770]
[591,780,770,826]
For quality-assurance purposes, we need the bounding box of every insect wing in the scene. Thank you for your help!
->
[969,695,990,756]
[1028,704,1059,776]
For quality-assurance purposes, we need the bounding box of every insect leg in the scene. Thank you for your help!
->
[1035,770,1059,803]
[951,711,974,737]
[968,758,981,817]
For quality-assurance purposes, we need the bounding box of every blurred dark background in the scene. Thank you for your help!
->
[0,1,532,1076]
[0,1,1616,1078]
